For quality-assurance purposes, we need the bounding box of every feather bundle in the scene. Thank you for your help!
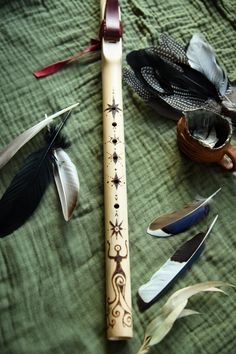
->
[125,33,236,123]
[127,49,219,101]
[0,111,79,237]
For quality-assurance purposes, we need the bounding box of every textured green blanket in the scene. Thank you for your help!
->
[0,1,236,353]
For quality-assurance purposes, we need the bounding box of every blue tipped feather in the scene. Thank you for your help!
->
[163,205,209,235]
[147,188,220,237]
[138,216,218,310]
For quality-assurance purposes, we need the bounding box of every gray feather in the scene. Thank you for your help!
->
[186,33,228,96]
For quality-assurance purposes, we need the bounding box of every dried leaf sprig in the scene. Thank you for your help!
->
[137,281,233,354]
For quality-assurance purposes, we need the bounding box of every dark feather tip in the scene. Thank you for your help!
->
[137,245,205,312]
[137,283,171,312]
[137,293,151,312]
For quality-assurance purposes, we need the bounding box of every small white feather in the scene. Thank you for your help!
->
[186,33,228,96]
[0,103,79,170]
[53,148,80,221]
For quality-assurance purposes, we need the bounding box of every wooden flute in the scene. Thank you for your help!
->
[100,0,133,340]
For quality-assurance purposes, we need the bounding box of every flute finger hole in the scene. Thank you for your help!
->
[114,204,119,209]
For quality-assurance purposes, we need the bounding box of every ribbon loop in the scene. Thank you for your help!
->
[33,39,101,78]
[100,0,123,41]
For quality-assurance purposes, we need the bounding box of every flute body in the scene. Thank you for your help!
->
[101,34,133,340]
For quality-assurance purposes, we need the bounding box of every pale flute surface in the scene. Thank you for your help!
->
[101,1,133,339]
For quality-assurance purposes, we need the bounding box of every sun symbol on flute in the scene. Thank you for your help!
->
[110,219,123,238]
[105,97,122,118]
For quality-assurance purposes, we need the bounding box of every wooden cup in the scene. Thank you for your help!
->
[176,113,236,171]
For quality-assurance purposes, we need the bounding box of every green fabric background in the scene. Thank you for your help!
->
[0,0,236,353]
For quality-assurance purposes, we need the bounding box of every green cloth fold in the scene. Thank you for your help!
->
[0,1,235,353]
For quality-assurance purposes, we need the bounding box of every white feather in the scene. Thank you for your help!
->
[0,103,79,170]
[53,148,80,221]
[138,260,185,303]
[186,33,228,96]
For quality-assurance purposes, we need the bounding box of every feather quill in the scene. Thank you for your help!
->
[138,216,218,310]
[0,111,72,237]
[0,103,79,170]
[186,33,228,96]
[53,148,80,221]
[147,188,220,237]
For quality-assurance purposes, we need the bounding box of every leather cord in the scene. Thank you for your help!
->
[100,0,123,41]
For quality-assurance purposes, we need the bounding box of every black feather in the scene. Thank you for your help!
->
[123,67,182,120]
[154,56,220,101]
[127,49,220,101]
[0,110,71,237]
[126,50,173,95]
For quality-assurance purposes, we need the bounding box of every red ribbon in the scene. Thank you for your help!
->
[33,1,122,78]
[33,39,101,78]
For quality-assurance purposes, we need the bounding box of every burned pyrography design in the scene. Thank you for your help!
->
[110,219,123,239]
[108,135,122,146]
[111,172,122,189]
[107,151,121,166]
[105,97,122,118]
[107,241,132,328]
[112,152,119,164]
